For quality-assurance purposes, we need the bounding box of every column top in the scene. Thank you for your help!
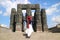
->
[17,4,40,9]
[11,8,16,13]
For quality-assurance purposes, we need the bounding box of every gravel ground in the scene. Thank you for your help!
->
[0,28,60,40]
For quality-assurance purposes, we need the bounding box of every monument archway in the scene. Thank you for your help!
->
[10,4,48,32]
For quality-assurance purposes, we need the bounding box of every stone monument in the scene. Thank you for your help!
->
[10,4,48,32]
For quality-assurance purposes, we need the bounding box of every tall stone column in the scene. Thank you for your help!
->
[36,8,42,31]
[10,8,16,32]
[16,4,22,31]
[41,9,48,31]
[35,4,42,31]
[33,12,37,32]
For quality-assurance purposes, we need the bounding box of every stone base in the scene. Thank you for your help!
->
[16,24,22,31]
[37,25,42,31]
[44,25,48,31]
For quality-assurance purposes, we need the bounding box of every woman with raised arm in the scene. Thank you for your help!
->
[25,16,33,38]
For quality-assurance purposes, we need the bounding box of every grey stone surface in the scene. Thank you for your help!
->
[41,9,48,31]
[10,8,16,29]
[26,8,31,16]
[17,5,22,31]
[35,8,42,31]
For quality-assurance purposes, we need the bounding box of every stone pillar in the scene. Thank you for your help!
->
[17,4,22,31]
[36,9,42,31]
[33,12,37,32]
[10,8,16,32]
[41,9,48,32]
[35,4,42,31]
[26,8,31,16]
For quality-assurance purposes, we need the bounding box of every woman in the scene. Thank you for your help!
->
[25,16,33,38]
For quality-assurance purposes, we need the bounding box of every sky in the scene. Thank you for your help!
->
[0,0,60,28]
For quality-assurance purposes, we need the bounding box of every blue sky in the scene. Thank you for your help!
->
[0,0,60,28]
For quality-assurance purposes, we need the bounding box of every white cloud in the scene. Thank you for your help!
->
[48,16,60,28]
[52,16,60,23]
[32,12,34,16]
[46,2,60,15]
[51,2,60,7]
[0,0,31,16]
[0,0,5,2]
[22,10,34,16]
[22,10,26,16]
[22,10,26,13]
[0,10,2,14]
[50,15,60,27]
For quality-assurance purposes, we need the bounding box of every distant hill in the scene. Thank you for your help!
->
[0,25,11,33]
[49,24,60,33]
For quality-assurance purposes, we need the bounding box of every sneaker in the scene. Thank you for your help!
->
[26,35,30,38]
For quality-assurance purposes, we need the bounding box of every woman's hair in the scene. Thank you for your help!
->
[29,20,31,24]
[27,16,32,24]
